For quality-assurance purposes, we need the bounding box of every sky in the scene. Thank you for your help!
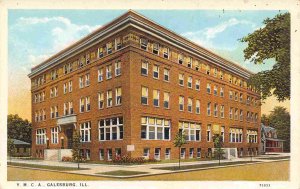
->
[8,9,290,121]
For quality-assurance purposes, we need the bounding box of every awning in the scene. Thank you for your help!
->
[265,138,285,142]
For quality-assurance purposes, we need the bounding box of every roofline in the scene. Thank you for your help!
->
[29,10,254,78]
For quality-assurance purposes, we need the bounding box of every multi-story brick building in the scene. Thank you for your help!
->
[28,10,261,161]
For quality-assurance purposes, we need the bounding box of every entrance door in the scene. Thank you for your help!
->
[66,128,73,149]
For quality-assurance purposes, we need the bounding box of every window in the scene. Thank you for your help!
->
[69,102,73,114]
[115,37,122,50]
[86,96,91,111]
[107,90,113,107]
[98,47,104,58]
[143,148,150,158]
[42,109,46,120]
[107,149,112,161]
[50,88,54,98]
[79,56,85,68]
[196,100,200,114]
[99,149,104,160]
[234,92,238,101]
[229,91,233,100]
[36,129,46,145]
[180,148,186,159]
[163,47,169,59]
[220,71,223,80]
[195,80,200,90]
[247,130,258,143]
[80,121,91,142]
[165,148,171,159]
[179,96,184,111]
[85,73,90,86]
[51,127,58,144]
[153,65,159,79]
[79,76,84,88]
[221,126,225,142]
[106,65,112,79]
[54,106,58,117]
[207,102,211,116]
[68,81,72,92]
[141,86,148,105]
[189,148,194,158]
[187,57,192,68]
[179,73,184,86]
[206,65,210,75]
[164,69,169,81]
[115,61,121,76]
[247,96,251,105]
[141,117,171,140]
[255,113,258,122]
[140,38,148,50]
[98,68,104,82]
[220,87,224,97]
[229,75,232,83]
[214,85,218,96]
[153,43,159,55]
[115,87,122,105]
[213,68,218,77]
[240,110,244,121]
[194,60,200,71]
[86,53,90,64]
[99,117,123,141]
[229,107,233,119]
[207,125,211,142]
[247,111,250,121]
[64,102,68,115]
[98,92,104,109]
[153,90,160,107]
[178,121,201,141]
[187,76,192,88]
[141,61,148,75]
[197,148,201,158]
[80,98,85,113]
[178,54,183,64]
[220,105,224,118]
[54,86,58,97]
[50,107,54,119]
[64,83,67,94]
[164,92,170,109]
[207,83,211,94]
[214,103,218,117]
[234,108,239,120]
[154,148,161,160]
[188,98,193,112]
[106,42,112,54]
[229,128,243,143]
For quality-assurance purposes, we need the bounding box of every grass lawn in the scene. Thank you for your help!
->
[257,156,290,160]
[153,161,259,171]
[7,162,89,171]
[98,170,149,176]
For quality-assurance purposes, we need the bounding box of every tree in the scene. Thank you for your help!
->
[7,114,32,143]
[7,138,15,163]
[267,106,290,152]
[240,13,290,101]
[173,130,187,169]
[213,135,224,166]
[72,131,82,169]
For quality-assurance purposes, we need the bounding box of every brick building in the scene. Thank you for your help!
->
[28,10,261,161]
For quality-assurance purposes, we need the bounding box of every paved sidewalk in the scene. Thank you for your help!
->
[8,153,290,178]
